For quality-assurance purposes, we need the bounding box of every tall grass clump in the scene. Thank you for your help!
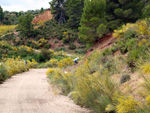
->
[46,68,74,94]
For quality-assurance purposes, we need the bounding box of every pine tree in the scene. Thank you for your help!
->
[143,0,150,18]
[40,7,44,14]
[50,0,67,25]
[106,0,145,30]
[79,0,107,44]
[65,0,85,29]
[18,13,34,37]
[0,6,4,22]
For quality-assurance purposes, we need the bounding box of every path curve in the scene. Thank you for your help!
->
[0,69,91,113]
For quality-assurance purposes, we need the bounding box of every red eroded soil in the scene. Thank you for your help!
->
[32,10,52,24]
[65,33,117,72]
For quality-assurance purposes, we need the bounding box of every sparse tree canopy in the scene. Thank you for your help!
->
[50,0,67,25]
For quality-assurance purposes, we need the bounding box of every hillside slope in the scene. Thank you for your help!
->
[32,10,52,24]
[66,33,116,71]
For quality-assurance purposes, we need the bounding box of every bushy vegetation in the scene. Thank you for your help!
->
[0,57,37,83]
[79,0,106,44]
[47,51,121,112]
[113,18,150,68]
[46,48,150,112]
[0,5,45,25]
[0,40,54,63]
[0,25,17,36]
[37,51,75,68]
[1,0,150,112]
[18,13,34,37]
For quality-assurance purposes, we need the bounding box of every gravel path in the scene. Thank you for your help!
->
[0,69,91,113]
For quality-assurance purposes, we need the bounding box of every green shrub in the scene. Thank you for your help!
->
[120,74,130,84]
[0,64,8,82]
[44,44,51,49]
[41,49,53,61]
[124,30,136,40]
[143,5,150,18]
[110,46,118,54]
[102,48,112,56]
[97,24,108,37]
[56,47,66,51]
[47,68,74,94]
[26,40,32,47]
[68,43,76,50]
[33,44,39,49]
[116,40,128,54]
[55,40,59,43]
[58,32,63,40]
[109,19,121,30]
[75,49,87,54]
[127,46,146,68]
[101,59,118,75]
[36,53,45,62]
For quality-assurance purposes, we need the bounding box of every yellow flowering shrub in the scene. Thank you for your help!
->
[57,58,73,68]
[38,38,48,47]
[0,57,38,82]
[116,96,138,113]
[46,68,74,94]
[18,45,34,52]
[138,39,148,46]
[146,95,150,106]
[136,19,150,37]
[140,62,150,74]
[113,19,150,41]
[27,59,38,68]
[70,60,120,112]
[137,60,150,96]
[50,59,58,67]
[144,95,150,112]
[105,104,115,112]
[63,32,69,39]
[4,58,26,77]
[46,68,55,75]
[0,25,17,37]
[0,41,10,48]
[46,51,121,112]
[37,20,44,26]
[113,23,136,39]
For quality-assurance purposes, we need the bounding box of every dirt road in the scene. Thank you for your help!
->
[0,69,91,113]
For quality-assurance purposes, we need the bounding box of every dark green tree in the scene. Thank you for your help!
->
[79,0,107,44]
[0,6,4,22]
[40,7,44,13]
[143,0,150,18]
[50,0,67,25]
[18,13,34,37]
[105,0,145,30]
[65,0,85,29]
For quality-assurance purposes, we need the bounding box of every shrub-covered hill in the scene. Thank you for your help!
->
[46,18,150,113]
[0,20,86,54]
